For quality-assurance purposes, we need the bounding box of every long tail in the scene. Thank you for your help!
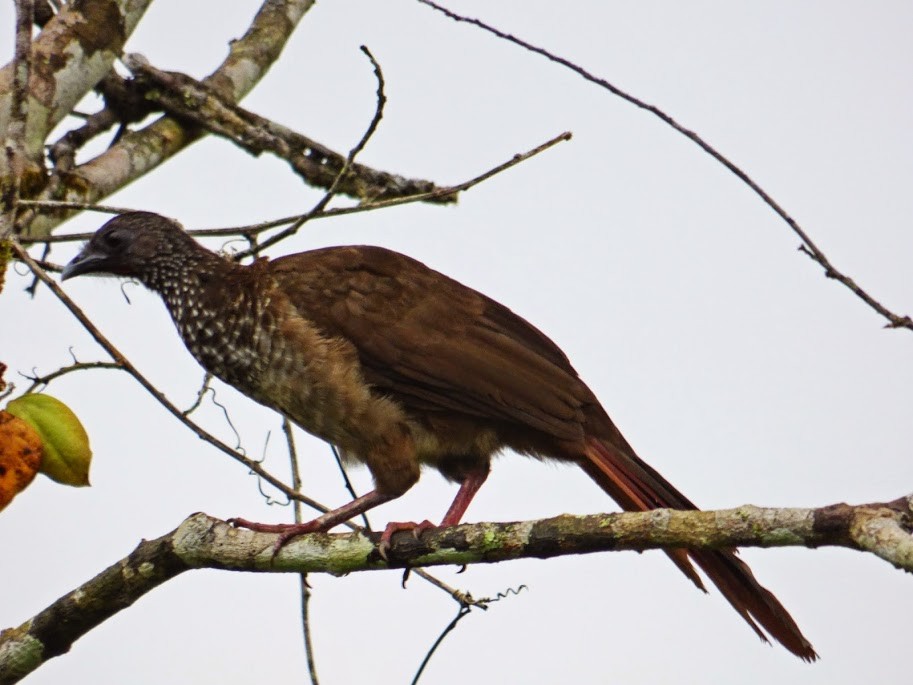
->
[581,436,817,661]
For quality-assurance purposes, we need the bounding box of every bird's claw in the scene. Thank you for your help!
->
[377,519,437,561]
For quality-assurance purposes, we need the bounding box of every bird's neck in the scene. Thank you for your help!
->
[141,244,232,297]
[146,249,266,386]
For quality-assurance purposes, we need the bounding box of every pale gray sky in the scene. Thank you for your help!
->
[2,2,911,683]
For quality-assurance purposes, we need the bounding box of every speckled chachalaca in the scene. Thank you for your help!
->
[62,212,815,660]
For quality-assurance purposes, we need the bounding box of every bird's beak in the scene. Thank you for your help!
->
[61,247,110,280]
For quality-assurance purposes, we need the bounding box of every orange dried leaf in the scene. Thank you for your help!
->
[0,410,43,511]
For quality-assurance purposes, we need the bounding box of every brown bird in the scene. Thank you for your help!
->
[62,211,815,660]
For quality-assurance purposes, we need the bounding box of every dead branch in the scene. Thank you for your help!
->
[19,0,316,239]
[121,52,450,206]
[418,0,913,332]
[0,0,151,164]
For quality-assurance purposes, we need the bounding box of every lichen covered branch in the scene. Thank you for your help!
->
[2,495,911,683]
[121,53,450,206]
[22,0,317,239]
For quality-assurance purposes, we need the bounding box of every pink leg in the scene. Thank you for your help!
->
[440,468,490,526]
[378,468,491,556]
[230,489,397,551]
[232,468,492,558]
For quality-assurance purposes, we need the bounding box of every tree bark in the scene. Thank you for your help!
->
[1,495,910,684]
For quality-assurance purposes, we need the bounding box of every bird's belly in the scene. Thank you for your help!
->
[244,341,413,460]
[182,317,498,469]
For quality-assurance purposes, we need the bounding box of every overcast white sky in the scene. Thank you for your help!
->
[2,2,912,683]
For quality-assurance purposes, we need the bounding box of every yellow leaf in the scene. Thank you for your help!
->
[6,394,92,487]
[0,410,43,511]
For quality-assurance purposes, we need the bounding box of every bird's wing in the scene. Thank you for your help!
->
[268,246,593,441]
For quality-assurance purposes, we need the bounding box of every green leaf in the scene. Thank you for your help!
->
[7,394,92,487]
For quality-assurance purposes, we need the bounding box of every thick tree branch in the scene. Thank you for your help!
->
[22,0,317,239]
[2,495,910,683]
[0,0,152,163]
[0,0,33,238]
[0,533,185,685]
[120,53,452,205]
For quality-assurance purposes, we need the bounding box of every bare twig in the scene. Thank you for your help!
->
[411,605,471,685]
[233,44,391,259]
[795,245,912,329]
[15,201,134,223]
[18,129,571,246]
[234,130,572,258]
[181,373,214,416]
[283,418,321,685]
[23,241,49,295]
[11,241,315,508]
[47,108,121,175]
[21,360,123,394]
[330,445,371,531]
[284,425,312,674]
[418,0,912,332]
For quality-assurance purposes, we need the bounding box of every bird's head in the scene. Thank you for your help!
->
[61,212,203,285]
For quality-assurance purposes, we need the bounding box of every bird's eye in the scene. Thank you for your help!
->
[102,231,125,249]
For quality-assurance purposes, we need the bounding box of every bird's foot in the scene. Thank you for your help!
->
[378,519,436,561]
[228,517,322,555]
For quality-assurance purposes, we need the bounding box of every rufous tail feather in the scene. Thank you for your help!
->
[581,436,817,661]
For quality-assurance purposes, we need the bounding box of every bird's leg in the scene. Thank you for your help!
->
[232,430,421,555]
[439,467,489,527]
[230,489,398,551]
[378,467,491,556]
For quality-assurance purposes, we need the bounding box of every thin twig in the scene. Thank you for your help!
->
[351,45,387,166]
[15,201,301,242]
[284,418,321,685]
[233,44,389,260]
[418,0,912,332]
[17,131,572,246]
[182,373,214,416]
[330,445,371,531]
[235,130,572,257]
[411,605,471,685]
[11,241,315,508]
[15,201,137,224]
[23,241,50,295]
[410,581,527,684]
[21,360,123,394]
[40,74,147,204]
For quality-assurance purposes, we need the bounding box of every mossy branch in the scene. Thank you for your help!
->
[2,495,911,683]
